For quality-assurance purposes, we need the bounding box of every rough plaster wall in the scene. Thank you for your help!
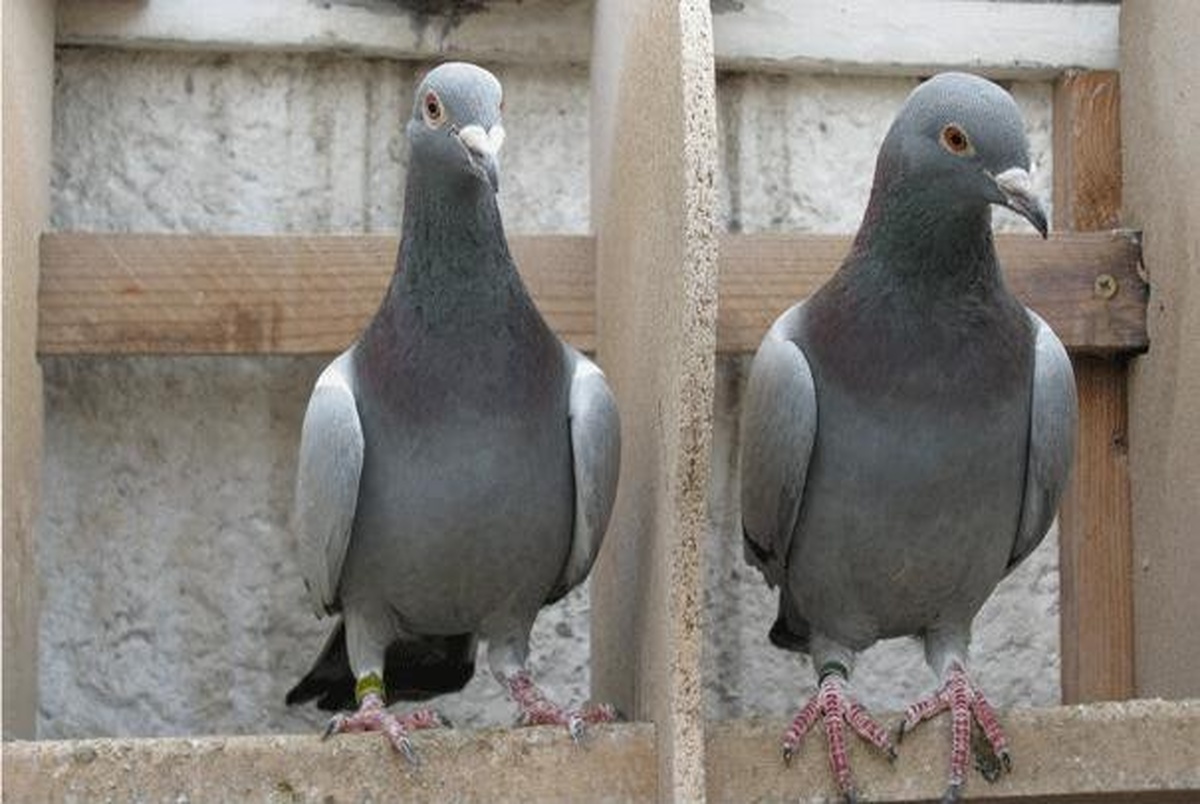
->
[41,48,1060,738]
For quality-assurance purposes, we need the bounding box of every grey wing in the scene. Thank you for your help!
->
[1008,310,1078,569]
[546,347,621,603]
[293,350,364,617]
[739,303,817,588]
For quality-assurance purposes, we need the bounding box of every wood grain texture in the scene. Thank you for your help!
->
[1058,358,1136,703]
[38,231,1147,357]
[1052,70,1136,704]
[38,233,596,355]
[717,231,1147,355]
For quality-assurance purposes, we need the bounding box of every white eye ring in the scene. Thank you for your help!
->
[422,91,445,129]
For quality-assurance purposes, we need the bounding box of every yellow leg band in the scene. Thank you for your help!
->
[355,672,385,704]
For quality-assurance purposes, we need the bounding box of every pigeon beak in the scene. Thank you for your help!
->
[992,167,1048,238]
[456,123,505,193]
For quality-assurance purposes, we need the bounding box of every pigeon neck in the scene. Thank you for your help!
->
[851,186,1004,296]
[386,166,524,306]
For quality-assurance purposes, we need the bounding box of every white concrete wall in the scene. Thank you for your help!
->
[40,48,1060,738]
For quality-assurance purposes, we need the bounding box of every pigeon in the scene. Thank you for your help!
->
[738,72,1077,803]
[286,62,620,759]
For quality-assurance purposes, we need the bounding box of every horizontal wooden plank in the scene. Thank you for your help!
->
[708,699,1200,803]
[718,231,1148,356]
[38,231,1147,357]
[3,723,658,804]
[38,232,596,355]
[56,0,1119,79]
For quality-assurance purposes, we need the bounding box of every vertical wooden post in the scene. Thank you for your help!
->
[1052,70,1135,703]
[589,1,719,800]
[1121,0,1200,700]
[2,0,55,738]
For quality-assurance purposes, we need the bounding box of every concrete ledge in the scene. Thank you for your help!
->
[7,702,1198,802]
[708,699,1200,803]
[2,723,657,803]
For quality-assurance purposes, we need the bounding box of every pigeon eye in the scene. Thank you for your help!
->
[940,124,973,155]
[423,92,445,128]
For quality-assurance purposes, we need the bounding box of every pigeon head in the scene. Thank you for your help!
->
[407,62,506,194]
[872,72,1047,238]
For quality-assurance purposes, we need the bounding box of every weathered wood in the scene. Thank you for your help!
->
[38,231,1147,357]
[717,231,1147,355]
[1053,70,1136,704]
[2,724,659,804]
[589,2,719,801]
[37,233,596,355]
[2,0,54,740]
[707,700,1200,803]
[1121,0,1200,701]
[1058,358,1136,703]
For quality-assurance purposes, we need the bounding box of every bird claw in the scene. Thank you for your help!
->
[781,743,795,767]
[397,736,420,767]
[941,782,963,803]
[567,713,587,744]
[321,715,341,741]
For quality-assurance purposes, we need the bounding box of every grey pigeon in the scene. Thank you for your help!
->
[286,62,620,757]
[739,73,1077,803]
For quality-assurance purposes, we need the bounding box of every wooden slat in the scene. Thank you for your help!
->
[37,233,596,355]
[707,700,1200,803]
[1053,70,1136,704]
[38,231,1147,357]
[716,231,1147,355]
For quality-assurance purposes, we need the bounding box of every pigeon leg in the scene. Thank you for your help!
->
[503,670,617,741]
[782,664,896,803]
[323,682,446,764]
[898,661,1011,801]
[489,634,616,742]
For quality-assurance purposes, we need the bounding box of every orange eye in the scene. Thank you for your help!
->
[941,124,972,155]
[423,91,444,127]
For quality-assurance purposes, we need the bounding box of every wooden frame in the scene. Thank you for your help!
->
[7,1,1199,802]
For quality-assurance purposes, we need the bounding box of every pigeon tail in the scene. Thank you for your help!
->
[286,620,477,711]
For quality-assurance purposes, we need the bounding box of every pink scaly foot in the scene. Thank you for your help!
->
[897,662,1011,802]
[781,667,897,803]
[505,671,618,743]
[323,691,446,765]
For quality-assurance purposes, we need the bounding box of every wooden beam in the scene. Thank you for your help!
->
[2,0,54,740]
[589,1,719,801]
[1121,0,1200,701]
[707,699,1200,803]
[717,231,1146,356]
[37,233,596,355]
[1053,70,1136,705]
[38,231,1147,357]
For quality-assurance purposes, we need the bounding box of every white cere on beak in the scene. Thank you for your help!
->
[992,166,1034,197]
[457,123,506,158]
